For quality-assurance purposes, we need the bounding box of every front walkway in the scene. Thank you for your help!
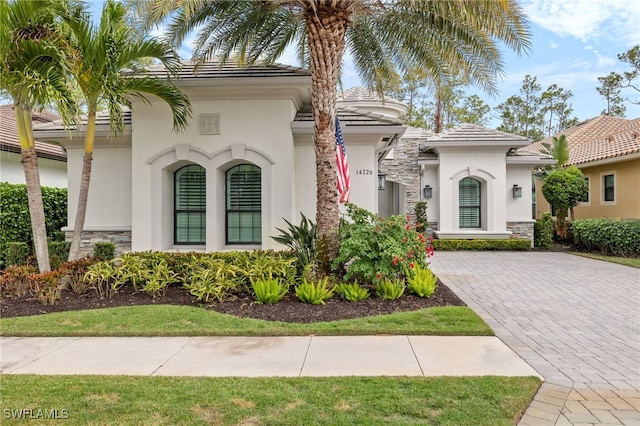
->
[430,251,640,426]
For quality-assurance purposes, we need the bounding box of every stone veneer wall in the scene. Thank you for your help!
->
[507,222,534,245]
[378,137,422,218]
[64,230,131,258]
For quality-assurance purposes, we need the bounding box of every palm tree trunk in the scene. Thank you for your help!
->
[68,113,96,261]
[15,106,50,272]
[304,3,350,270]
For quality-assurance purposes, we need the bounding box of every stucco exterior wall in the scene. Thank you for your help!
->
[131,97,297,252]
[64,146,132,230]
[1,151,67,188]
[535,157,640,220]
[575,158,640,219]
[294,134,380,221]
[435,147,508,234]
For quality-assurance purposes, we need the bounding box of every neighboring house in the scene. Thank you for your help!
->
[525,115,640,220]
[33,62,406,255]
[0,105,67,188]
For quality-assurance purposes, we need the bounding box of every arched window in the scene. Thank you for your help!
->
[459,177,481,228]
[226,164,261,244]
[174,164,206,244]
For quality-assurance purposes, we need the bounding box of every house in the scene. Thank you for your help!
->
[0,105,67,188]
[337,86,555,243]
[33,62,406,255]
[525,115,640,220]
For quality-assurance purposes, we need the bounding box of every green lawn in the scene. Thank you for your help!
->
[571,251,640,268]
[0,305,492,337]
[0,375,540,425]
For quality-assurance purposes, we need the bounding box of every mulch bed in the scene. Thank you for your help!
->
[0,280,465,323]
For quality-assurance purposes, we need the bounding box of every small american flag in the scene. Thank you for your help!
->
[335,116,350,203]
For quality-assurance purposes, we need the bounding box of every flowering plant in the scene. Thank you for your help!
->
[333,203,434,284]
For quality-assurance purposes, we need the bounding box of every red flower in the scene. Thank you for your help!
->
[406,224,411,230]
[409,262,415,269]
[392,256,399,266]
[402,237,408,243]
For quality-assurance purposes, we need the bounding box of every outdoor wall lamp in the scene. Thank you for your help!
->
[423,184,433,199]
[378,174,386,191]
[512,184,523,198]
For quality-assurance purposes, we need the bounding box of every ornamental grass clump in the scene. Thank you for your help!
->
[406,264,438,298]
[295,277,335,305]
[334,203,433,284]
[252,277,288,304]
[335,281,370,302]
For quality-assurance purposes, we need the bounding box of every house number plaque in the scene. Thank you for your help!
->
[355,169,373,175]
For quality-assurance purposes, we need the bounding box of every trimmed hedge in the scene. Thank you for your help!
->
[572,218,640,256]
[534,213,554,249]
[0,182,67,268]
[0,182,67,248]
[432,239,531,251]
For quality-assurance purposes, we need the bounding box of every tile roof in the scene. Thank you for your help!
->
[0,105,66,161]
[421,123,531,147]
[33,108,131,132]
[294,106,402,126]
[141,61,311,80]
[524,115,640,165]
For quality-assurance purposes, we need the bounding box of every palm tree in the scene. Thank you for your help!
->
[141,0,531,265]
[0,0,81,272]
[64,0,192,261]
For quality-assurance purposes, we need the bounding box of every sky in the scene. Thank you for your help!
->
[90,0,640,126]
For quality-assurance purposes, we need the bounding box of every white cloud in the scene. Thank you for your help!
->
[522,0,640,45]
[549,42,558,49]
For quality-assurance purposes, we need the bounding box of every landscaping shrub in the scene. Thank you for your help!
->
[432,239,531,251]
[272,213,316,272]
[252,277,288,304]
[0,182,67,250]
[413,201,428,233]
[335,281,370,302]
[334,203,433,284]
[48,240,71,262]
[406,264,437,298]
[534,213,554,249]
[30,271,62,306]
[295,276,335,305]
[572,218,640,256]
[374,278,405,301]
[93,242,116,261]
[184,258,243,302]
[0,264,36,298]
[58,258,95,295]
[3,242,30,266]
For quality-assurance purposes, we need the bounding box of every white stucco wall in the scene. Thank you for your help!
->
[435,147,509,235]
[64,146,132,231]
[421,166,439,225]
[506,166,536,221]
[131,97,298,251]
[0,151,67,188]
[294,134,381,223]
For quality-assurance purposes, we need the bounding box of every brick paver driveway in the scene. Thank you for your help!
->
[430,252,640,426]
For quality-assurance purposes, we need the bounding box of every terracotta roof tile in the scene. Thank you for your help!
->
[524,115,640,165]
[0,105,66,161]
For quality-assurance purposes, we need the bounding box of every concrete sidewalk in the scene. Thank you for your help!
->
[1,335,540,378]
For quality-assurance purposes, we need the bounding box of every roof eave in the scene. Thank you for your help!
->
[572,151,640,168]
